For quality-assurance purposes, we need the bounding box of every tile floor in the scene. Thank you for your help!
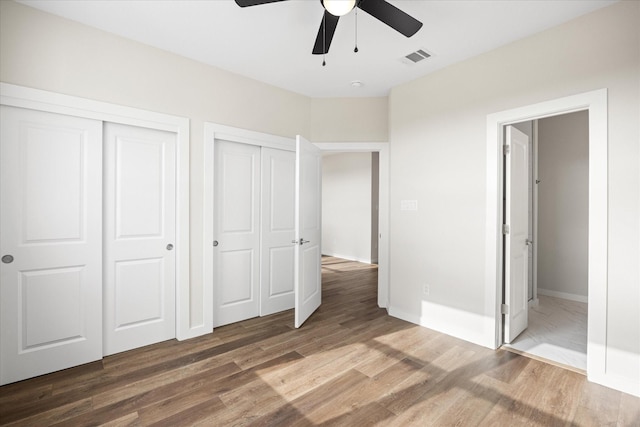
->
[504,295,588,371]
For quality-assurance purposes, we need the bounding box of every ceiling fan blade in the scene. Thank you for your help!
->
[235,0,288,7]
[312,11,340,55]
[358,0,423,37]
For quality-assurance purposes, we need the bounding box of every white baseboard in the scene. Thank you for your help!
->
[322,252,372,264]
[388,305,494,350]
[589,370,640,398]
[537,288,588,303]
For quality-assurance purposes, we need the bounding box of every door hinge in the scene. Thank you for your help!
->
[503,144,510,155]
[501,304,509,315]
[502,224,510,235]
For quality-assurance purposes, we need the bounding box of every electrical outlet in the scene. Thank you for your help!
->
[423,284,430,296]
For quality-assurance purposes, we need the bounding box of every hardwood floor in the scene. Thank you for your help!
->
[1,257,638,426]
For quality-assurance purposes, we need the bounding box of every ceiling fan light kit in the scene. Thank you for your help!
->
[235,0,423,62]
[322,0,356,17]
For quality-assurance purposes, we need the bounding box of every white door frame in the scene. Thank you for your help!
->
[314,142,390,309]
[0,83,194,340]
[485,89,608,387]
[531,120,540,306]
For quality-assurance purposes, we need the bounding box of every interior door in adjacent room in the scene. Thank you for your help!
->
[294,136,322,328]
[103,123,177,356]
[0,106,103,385]
[504,125,530,343]
[213,140,261,327]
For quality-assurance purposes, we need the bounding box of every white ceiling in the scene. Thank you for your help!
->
[18,0,617,98]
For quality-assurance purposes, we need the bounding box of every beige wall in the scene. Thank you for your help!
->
[389,0,639,389]
[310,97,388,142]
[322,152,373,263]
[538,111,589,300]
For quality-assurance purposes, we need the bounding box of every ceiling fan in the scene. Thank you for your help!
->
[234,0,423,55]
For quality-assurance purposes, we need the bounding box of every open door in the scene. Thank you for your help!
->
[294,136,322,328]
[504,125,530,343]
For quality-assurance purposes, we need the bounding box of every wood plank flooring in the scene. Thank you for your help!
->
[1,257,638,426]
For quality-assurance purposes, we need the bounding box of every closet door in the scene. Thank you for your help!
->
[103,123,176,356]
[261,148,295,316]
[213,140,260,326]
[0,106,103,385]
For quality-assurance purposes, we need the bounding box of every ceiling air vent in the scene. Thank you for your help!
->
[401,49,431,65]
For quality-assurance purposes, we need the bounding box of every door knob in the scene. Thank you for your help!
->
[166,244,174,251]
[2,255,14,264]
[525,239,533,246]
[213,240,219,247]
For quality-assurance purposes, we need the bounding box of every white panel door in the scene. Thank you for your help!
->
[504,125,530,343]
[294,136,322,328]
[103,123,176,356]
[214,140,261,326]
[0,106,103,385]
[261,148,295,316]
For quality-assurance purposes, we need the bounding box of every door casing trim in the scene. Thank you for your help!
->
[314,142,390,310]
[485,89,609,389]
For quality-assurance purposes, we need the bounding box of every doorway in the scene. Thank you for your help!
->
[321,152,379,265]
[315,142,390,309]
[485,88,608,386]
[502,112,589,371]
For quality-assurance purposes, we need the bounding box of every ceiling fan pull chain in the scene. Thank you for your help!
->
[322,12,327,66]
[354,4,359,53]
